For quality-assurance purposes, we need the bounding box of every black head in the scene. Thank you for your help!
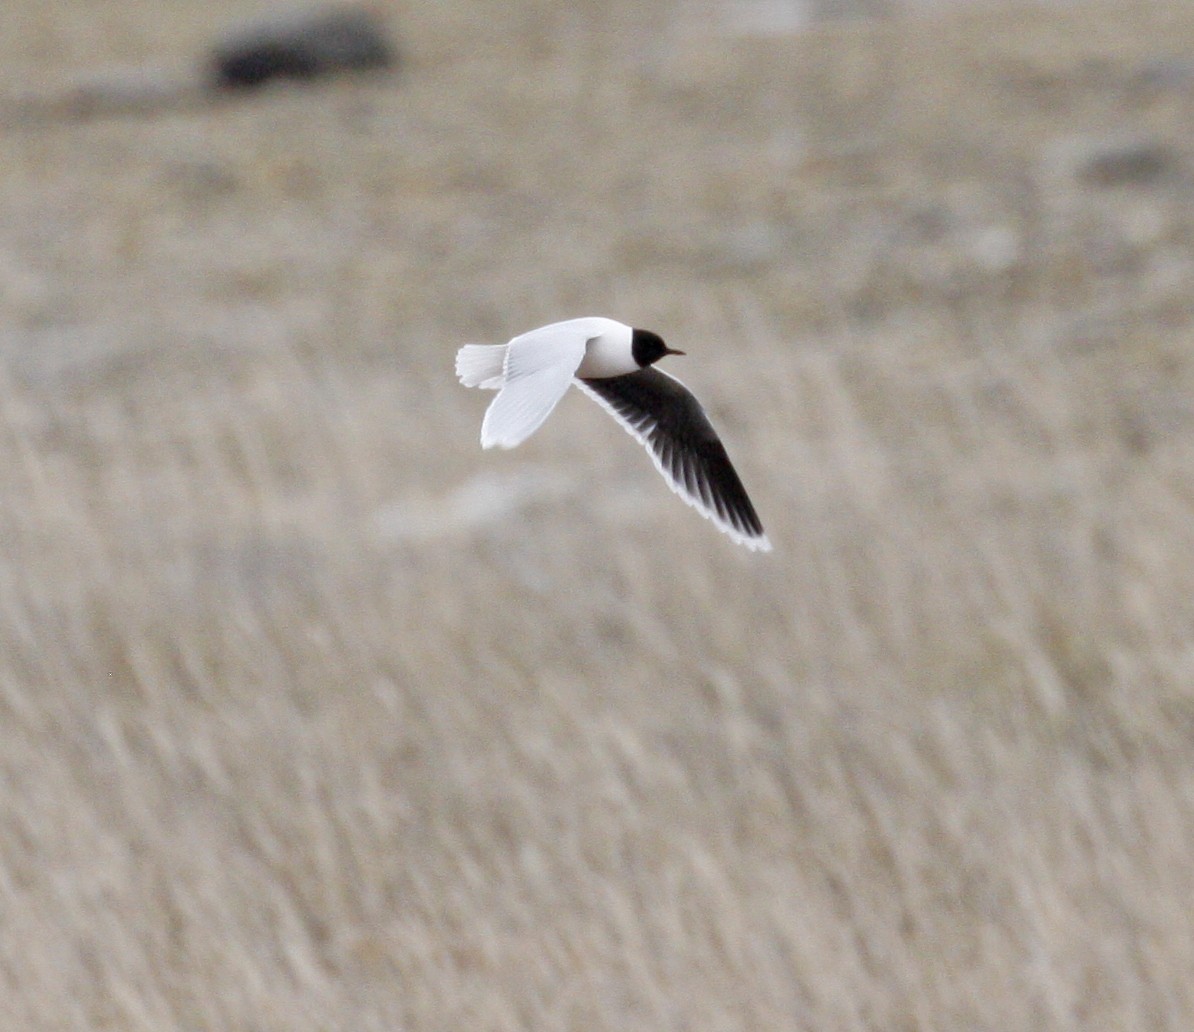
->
[631,328,686,368]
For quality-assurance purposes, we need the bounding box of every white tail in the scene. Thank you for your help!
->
[455,344,507,390]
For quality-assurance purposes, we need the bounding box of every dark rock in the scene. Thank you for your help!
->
[1129,58,1194,97]
[208,7,396,91]
[1077,137,1178,187]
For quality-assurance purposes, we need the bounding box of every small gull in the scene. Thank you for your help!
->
[456,317,770,551]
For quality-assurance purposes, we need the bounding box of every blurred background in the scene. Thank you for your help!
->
[3,1,1194,1028]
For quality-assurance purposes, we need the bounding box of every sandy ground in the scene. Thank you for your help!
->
[2,1,1194,1029]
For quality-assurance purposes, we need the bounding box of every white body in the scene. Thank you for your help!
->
[573,318,637,378]
[454,318,637,449]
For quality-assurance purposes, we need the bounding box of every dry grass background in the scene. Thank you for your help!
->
[2,0,1194,1028]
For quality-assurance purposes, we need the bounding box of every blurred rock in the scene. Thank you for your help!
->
[7,64,202,125]
[1076,136,1178,187]
[208,7,396,91]
[54,65,196,118]
[1128,57,1194,97]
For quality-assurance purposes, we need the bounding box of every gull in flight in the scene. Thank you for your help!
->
[456,317,770,551]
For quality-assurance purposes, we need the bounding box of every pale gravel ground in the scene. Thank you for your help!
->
[2,1,1194,1029]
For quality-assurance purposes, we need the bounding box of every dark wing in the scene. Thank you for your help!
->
[577,368,771,551]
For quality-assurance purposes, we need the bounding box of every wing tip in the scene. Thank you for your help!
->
[714,515,771,552]
[480,434,520,450]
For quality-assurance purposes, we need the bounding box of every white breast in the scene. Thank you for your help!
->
[575,319,637,379]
